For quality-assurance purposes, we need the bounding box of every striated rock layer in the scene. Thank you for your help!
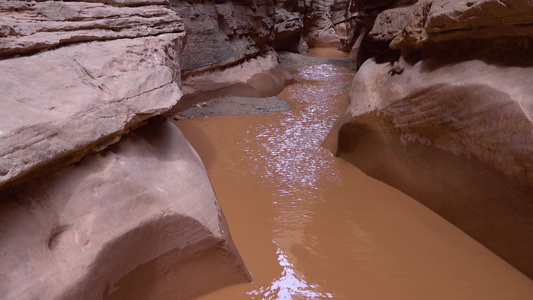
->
[0,0,186,188]
[175,52,293,111]
[168,0,292,109]
[0,0,184,57]
[0,120,250,300]
[0,0,251,298]
[169,0,275,77]
[273,0,348,52]
[337,0,533,278]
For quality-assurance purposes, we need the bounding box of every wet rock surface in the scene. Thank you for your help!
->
[173,96,291,120]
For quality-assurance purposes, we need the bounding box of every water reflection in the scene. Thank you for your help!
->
[178,59,533,299]
[240,64,354,298]
[243,64,353,190]
[247,241,333,300]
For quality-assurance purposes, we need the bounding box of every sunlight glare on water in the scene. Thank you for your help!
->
[246,241,333,300]
[231,64,354,298]
[243,64,350,191]
[176,56,533,299]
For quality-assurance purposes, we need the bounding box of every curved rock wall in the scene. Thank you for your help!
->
[168,0,295,107]
[337,0,533,278]
[169,0,275,77]
[0,0,251,298]
[338,0,417,66]
[0,120,250,299]
[273,0,348,52]
[170,0,354,102]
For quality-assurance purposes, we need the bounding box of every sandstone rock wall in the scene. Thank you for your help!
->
[168,0,294,107]
[273,0,348,53]
[169,0,275,77]
[0,120,250,300]
[168,0,355,102]
[371,0,533,50]
[338,0,417,66]
[0,0,186,188]
[337,0,533,278]
[0,0,251,298]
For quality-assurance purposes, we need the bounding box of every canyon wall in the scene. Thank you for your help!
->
[0,0,251,298]
[273,0,348,52]
[0,120,250,299]
[337,0,533,278]
[169,0,354,107]
[0,0,186,188]
[3,0,532,297]
[169,0,293,109]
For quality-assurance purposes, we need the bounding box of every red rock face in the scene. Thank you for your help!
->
[273,0,349,52]
[0,0,187,188]
[0,120,250,299]
[0,1,250,299]
[338,0,533,278]
[0,1,184,58]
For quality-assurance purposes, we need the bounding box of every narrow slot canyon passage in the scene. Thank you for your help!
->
[174,50,533,299]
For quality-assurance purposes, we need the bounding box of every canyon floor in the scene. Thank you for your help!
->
[173,49,533,299]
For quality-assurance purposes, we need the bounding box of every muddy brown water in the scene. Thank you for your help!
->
[174,49,533,299]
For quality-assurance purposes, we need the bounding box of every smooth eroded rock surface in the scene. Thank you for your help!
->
[338,0,533,278]
[0,120,250,300]
[0,0,186,188]
[371,0,533,49]
[174,52,293,111]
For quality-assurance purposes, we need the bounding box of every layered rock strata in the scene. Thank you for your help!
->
[0,120,250,300]
[338,0,416,66]
[0,0,251,298]
[273,0,348,53]
[0,0,184,57]
[0,0,185,188]
[337,0,533,278]
[169,0,275,77]
[168,0,293,108]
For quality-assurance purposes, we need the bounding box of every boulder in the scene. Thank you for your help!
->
[0,0,186,188]
[0,119,250,300]
[337,0,533,277]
